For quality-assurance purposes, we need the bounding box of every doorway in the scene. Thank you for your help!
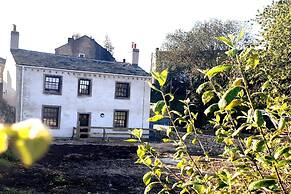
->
[78,113,91,138]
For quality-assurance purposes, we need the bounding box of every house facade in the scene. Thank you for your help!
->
[3,26,151,138]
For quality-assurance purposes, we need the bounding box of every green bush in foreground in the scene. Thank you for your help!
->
[0,119,52,166]
[129,33,290,193]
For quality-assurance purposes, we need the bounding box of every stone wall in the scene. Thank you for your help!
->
[55,36,115,61]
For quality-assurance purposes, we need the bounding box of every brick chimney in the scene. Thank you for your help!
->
[10,24,19,49]
[131,42,139,66]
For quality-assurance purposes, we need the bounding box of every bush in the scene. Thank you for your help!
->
[130,33,290,193]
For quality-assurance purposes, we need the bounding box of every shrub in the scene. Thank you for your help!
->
[130,33,290,193]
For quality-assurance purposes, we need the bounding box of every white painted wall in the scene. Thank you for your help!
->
[20,66,151,138]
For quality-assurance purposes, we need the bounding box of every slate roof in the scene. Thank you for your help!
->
[11,49,150,77]
[0,57,6,65]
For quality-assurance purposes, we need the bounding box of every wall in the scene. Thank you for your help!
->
[2,53,17,107]
[20,66,151,138]
[55,36,115,61]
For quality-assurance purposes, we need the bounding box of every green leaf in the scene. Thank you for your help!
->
[171,110,182,117]
[125,139,138,143]
[254,109,265,127]
[193,183,206,194]
[216,36,233,48]
[237,30,245,42]
[153,101,165,114]
[204,103,218,116]
[131,129,143,139]
[249,179,276,191]
[205,65,232,79]
[225,48,239,58]
[143,171,152,186]
[246,54,259,69]
[196,82,208,94]
[253,140,265,152]
[144,181,158,194]
[202,91,215,105]
[186,124,193,133]
[225,99,241,110]
[148,115,164,122]
[11,119,52,166]
[261,81,270,92]
[277,117,286,131]
[159,69,168,87]
[232,78,243,87]
[274,146,290,159]
[218,86,241,110]
[0,129,8,154]
[137,145,145,158]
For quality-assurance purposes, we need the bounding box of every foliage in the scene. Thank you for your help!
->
[104,34,114,55]
[254,0,291,96]
[130,33,290,193]
[0,119,52,166]
[152,19,251,126]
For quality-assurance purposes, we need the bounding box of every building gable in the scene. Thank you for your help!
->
[55,35,115,61]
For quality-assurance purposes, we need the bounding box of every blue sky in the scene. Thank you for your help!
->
[0,0,273,71]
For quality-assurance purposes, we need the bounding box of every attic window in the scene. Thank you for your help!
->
[79,53,86,58]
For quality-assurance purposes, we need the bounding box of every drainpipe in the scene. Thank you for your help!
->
[20,66,24,121]
[141,81,145,129]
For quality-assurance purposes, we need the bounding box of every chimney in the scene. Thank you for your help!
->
[131,42,139,66]
[10,24,19,49]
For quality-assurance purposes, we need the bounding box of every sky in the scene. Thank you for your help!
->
[0,0,273,72]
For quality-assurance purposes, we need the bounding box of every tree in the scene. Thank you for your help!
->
[104,34,114,56]
[255,0,291,96]
[153,19,250,126]
[155,19,250,97]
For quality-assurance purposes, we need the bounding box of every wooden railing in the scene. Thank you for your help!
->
[73,126,150,140]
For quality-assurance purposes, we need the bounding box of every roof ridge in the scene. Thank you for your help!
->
[11,49,129,65]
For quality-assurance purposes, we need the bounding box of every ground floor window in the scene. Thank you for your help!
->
[42,105,61,129]
[113,110,128,128]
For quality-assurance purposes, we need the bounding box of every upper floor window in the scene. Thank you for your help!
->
[78,78,91,96]
[113,110,128,128]
[44,75,62,95]
[42,105,61,129]
[79,53,86,58]
[115,82,130,99]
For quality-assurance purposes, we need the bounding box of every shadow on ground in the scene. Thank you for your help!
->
[0,144,147,194]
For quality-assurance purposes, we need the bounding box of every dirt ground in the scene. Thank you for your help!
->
[0,143,147,194]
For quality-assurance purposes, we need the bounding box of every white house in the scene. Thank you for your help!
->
[3,25,151,138]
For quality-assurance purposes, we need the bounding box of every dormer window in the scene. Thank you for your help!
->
[79,53,85,58]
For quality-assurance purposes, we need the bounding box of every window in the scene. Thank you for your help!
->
[113,110,128,128]
[42,106,61,128]
[44,75,62,94]
[79,53,85,58]
[115,82,130,99]
[78,79,91,96]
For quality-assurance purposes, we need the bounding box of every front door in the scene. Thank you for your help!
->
[78,113,91,138]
